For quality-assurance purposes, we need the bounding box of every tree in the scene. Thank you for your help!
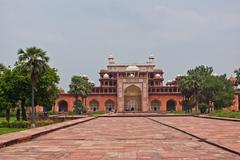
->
[234,68,240,85]
[0,63,6,73]
[0,68,19,122]
[179,65,235,113]
[12,66,31,121]
[68,75,93,114]
[35,66,60,111]
[17,47,49,127]
[213,75,235,110]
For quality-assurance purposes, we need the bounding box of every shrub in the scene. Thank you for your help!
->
[0,120,9,127]
[92,111,106,115]
[199,103,207,113]
[9,121,30,128]
[0,120,30,128]
[167,110,189,114]
[73,101,87,114]
[48,111,56,115]
[36,120,54,127]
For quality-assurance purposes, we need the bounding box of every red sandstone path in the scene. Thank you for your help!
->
[0,117,239,160]
[150,117,240,154]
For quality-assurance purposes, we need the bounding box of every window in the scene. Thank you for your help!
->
[151,100,161,111]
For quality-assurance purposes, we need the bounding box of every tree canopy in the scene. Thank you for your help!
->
[179,65,235,113]
[68,75,94,100]
[68,75,94,114]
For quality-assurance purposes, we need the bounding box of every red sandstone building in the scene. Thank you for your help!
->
[53,56,239,113]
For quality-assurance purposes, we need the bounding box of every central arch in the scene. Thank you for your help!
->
[124,85,142,112]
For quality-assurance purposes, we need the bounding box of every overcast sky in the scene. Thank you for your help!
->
[0,0,239,90]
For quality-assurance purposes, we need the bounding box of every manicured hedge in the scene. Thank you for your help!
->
[0,120,30,128]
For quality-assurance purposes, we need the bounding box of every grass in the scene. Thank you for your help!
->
[91,111,106,116]
[167,110,193,114]
[208,110,240,119]
[0,128,26,135]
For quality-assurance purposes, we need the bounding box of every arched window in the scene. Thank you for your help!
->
[105,100,115,112]
[167,99,176,111]
[151,100,161,111]
[90,100,99,112]
[58,100,68,112]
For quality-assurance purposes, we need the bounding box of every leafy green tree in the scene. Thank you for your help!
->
[12,66,31,121]
[213,75,235,110]
[0,68,19,122]
[68,75,93,114]
[17,47,49,127]
[179,75,200,111]
[179,65,235,113]
[35,66,60,111]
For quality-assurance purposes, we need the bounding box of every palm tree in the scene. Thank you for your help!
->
[68,75,93,114]
[17,47,49,127]
[179,75,200,111]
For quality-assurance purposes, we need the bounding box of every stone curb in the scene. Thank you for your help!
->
[99,114,193,117]
[194,115,240,122]
[147,117,240,156]
[0,117,97,149]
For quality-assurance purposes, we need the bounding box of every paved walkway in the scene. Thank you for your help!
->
[0,117,239,160]
[150,117,240,153]
[0,117,95,148]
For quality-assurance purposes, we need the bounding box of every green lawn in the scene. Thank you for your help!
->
[0,117,26,135]
[208,110,240,119]
[0,128,26,135]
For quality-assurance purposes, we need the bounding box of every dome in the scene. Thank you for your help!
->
[59,88,65,94]
[103,73,109,79]
[126,65,140,72]
[149,54,154,59]
[129,73,135,78]
[108,54,114,59]
[155,73,161,78]
[82,74,89,80]
[153,67,163,73]
[100,68,108,73]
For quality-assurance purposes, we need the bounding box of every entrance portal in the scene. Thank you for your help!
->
[124,85,141,112]
[127,100,138,111]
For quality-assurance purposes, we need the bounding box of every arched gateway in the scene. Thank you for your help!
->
[53,56,239,113]
[124,85,142,112]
